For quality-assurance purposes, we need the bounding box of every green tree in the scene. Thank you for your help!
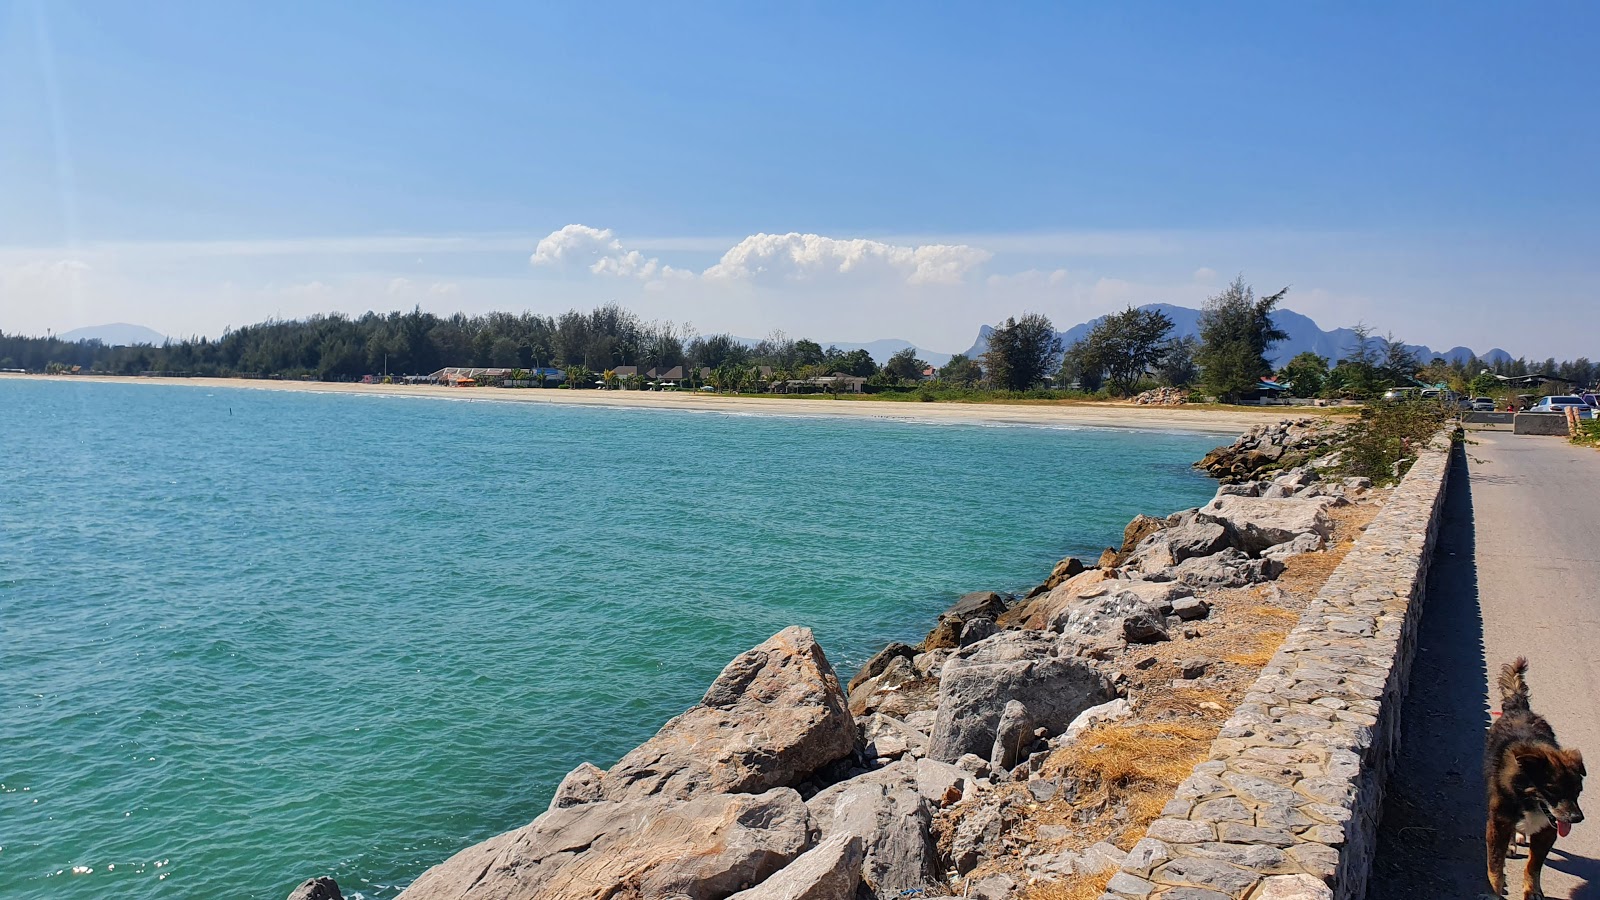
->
[982,314,1062,391]
[883,347,929,383]
[1278,351,1329,397]
[1068,305,1174,396]
[792,339,825,368]
[1058,341,1104,392]
[939,353,982,386]
[1469,371,1500,396]
[1158,335,1199,387]
[1194,277,1289,403]
[1379,334,1421,385]
[825,348,879,378]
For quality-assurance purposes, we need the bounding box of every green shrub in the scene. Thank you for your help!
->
[1336,401,1454,483]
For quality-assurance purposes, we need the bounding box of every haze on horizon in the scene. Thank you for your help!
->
[1,3,1595,359]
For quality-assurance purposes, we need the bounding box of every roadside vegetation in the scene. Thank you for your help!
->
[1335,400,1457,483]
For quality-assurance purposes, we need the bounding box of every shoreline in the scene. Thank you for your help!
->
[3,373,1310,435]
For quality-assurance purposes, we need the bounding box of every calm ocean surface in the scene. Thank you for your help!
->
[0,379,1223,899]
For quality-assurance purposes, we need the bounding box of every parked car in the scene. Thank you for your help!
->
[1469,397,1497,411]
[1529,396,1596,417]
[1381,387,1420,402]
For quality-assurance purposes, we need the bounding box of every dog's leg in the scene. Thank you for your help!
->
[1523,826,1557,900]
[1489,815,1513,895]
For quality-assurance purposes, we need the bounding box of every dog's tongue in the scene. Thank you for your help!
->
[1558,821,1573,838]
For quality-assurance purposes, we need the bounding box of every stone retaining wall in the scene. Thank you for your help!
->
[1099,433,1456,900]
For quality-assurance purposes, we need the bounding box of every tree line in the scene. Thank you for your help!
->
[0,306,891,385]
[5,282,1593,399]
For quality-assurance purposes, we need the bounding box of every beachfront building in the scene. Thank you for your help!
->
[426,366,566,387]
[773,373,867,394]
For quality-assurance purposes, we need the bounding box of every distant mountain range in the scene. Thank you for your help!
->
[57,323,168,345]
[962,304,1513,369]
[819,339,953,368]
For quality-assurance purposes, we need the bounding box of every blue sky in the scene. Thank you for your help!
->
[2,1,1596,357]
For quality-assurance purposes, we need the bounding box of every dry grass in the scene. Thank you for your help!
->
[1050,721,1212,787]
[1222,630,1286,667]
[952,486,1390,895]
[1023,871,1113,900]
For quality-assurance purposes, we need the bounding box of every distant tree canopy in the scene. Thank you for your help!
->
[1158,334,1200,388]
[1194,277,1289,403]
[939,353,982,386]
[1063,306,1175,397]
[1278,351,1329,397]
[1323,324,1424,399]
[0,305,889,383]
[883,347,929,383]
[982,314,1062,391]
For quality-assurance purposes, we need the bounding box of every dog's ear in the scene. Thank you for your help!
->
[1513,744,1552,774]
[1563,748,1586,777]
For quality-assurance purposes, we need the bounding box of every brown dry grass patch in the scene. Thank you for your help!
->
[955,488,1389,894]
[1023,871,1113,900]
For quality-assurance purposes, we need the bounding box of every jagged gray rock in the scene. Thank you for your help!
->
[547,762,604,810]
[286,877,343,900]
[595,626,854,803]
[1196,495,1335,554]
[847,642,916,694]
[832,780,939,900]
[1146,547,1285,589]
[1121,604,1170,643]
[989,699,1035,771]
[1048,582,1194,638]
[861,713,927,761]
[395,788,815,899]
[926,631,1116,762]
[725,834,864,900]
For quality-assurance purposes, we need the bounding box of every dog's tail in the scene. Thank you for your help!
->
[1499,657,1531,714]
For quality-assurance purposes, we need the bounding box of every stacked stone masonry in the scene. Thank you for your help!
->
[1100,433,1454,900]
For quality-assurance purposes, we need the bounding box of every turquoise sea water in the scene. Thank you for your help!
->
[0,379,1224,899]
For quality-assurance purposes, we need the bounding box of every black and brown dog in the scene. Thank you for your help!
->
[1486,657,1586,898]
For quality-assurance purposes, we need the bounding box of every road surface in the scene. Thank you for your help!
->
[1371,431,1600,899]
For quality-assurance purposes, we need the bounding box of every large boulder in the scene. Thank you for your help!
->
[921,592,1009,650]
[805,762,941,900]
[396,788,816,899]
[847,643,916,694]
[926,632,1116,762]
[848,654,940,719]
[1145,547,1285,589]
[1120,514,1169,557]
[1123,521,1231,572]
[286,878,343,900]
[1019,569,1116,630]
[1048,582,1195,640]
[596,627,854,803]
[725,834,864,900]
[1196,496,1335,555]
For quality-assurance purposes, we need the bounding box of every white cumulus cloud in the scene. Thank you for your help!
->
[702,233,992,285]
[530,224,688,281]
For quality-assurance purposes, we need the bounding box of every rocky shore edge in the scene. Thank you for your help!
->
[287,418,1367,900]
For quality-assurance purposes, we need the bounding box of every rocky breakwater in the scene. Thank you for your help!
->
[1195,419,1339,485]
[288,419,1368,900]
[1095,430,1453,900]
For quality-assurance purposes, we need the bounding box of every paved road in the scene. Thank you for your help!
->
[1372,432,1600,899]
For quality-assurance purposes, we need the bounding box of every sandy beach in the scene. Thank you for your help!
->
[4,373,1323,434]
